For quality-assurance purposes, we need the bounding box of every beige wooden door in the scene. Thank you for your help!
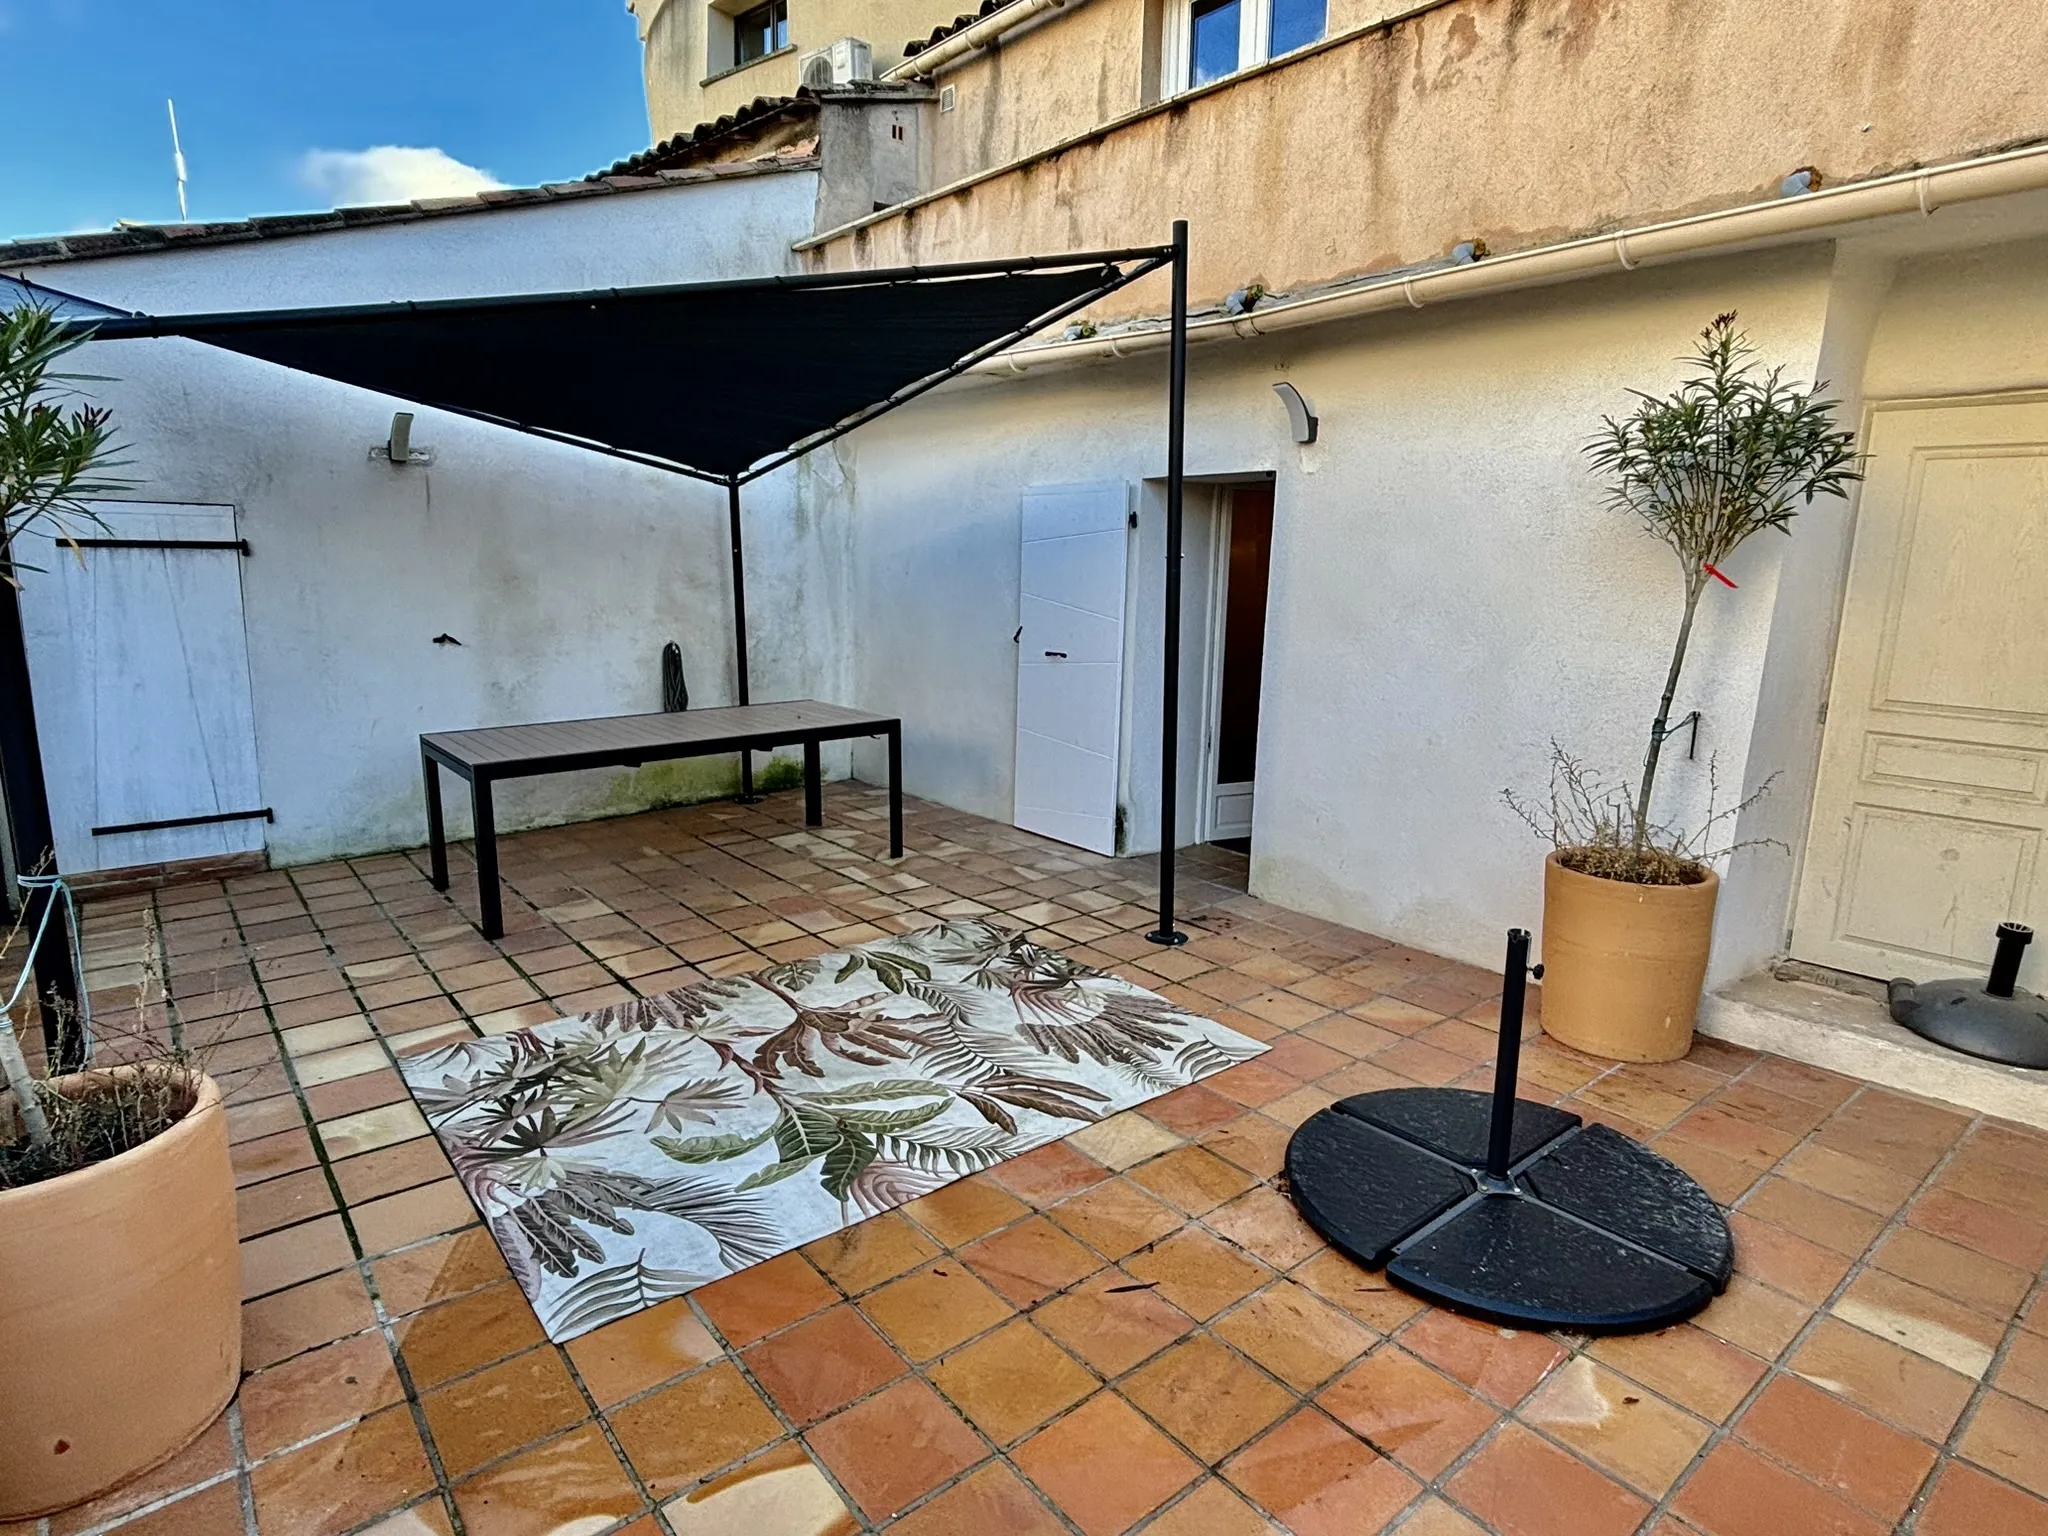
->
[1793,395,2048,988]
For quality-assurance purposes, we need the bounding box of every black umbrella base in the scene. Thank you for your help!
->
[1889,977,2048,1069]
[1287,1087,1735,1334]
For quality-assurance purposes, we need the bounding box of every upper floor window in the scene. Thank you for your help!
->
[1172,0,1325,93]
[733,0,788,67]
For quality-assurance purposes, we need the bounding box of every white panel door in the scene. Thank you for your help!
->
[1793,398,2048,988]
[1014,484,1129,854]
[18,502,265,873]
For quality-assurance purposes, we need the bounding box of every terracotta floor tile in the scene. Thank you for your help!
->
[1652,1134,1768,1205]
[1958,1390,2048,1498]
[249,1403,438,1536]
[1386,1495,1488,1536]
[1591,1324,1766,1421]
[1051,1178,1186,1261]
[315,1099,429,1159]
[1143,1082,1248,1137]
[1671,1440,1889,1536]
[694,1251,840,1345]
[1778,1143,1919,1215]
[1448,1421,1649,1536]
[1067,1111,1187,1171]
[99,1479,246,1536]
[1521,1357,1712,1498]
[1129,1144,1259,1215]
[1318,1345,1500,1478]
[1213,1279,1373,1390]
[802,1212,942,1295]
[959,1214,1103,1306]
[563,1295,725,1406]
[239,1213,359,1301]
[1142,1478,1284,1535]
[1734,1373,1935,1523]
[240,1329,406,1459]
[356,1500,457,1536]
[1916,1459,2048,1536]
[1910,1187,2048,1270]
[1291,1248,1426,1333]
[1832,1267,2001,1380]
[927,1317,1097,1445]
[421,1346,589,1479]
[237,1166,338,1239]
[1403,1310,1567,1408]
[1122,1334,1297,1461]
[1014,1391,1201,1536]
[451,1422,645,1536]
[1872,1226,2033,1317]
[1035,1267,1197,1376]
[1201,1114,1293,1180]
[1813,1092,1967,1181]
[1123,1227,1273,1321]
[804,1377,987,1521]
[1726,1212,1857,1304]
[1222,1408,1421,1536]
[900,1174,1029,1247]
[1738,1177,1889,1257]
[370,1227,512,1317]
[393,1280,548,1389]
[45,1418,236,1536]
[989,1138,1113,1207]
[744,1304,906,1424]
[605,1360,785,1496]
[1788,1317,1977,1442]
[1691,1274,1814,1362]
[1993,1328,2048,1411]
[241,1268,378,1369]
[349,1179,480,1258]
[662,1441,859,1536]
[858,1261,1014,1361]
[332,1137,456,1206]
[1205,1185,1326,1271]
[885,1461,1065,1536]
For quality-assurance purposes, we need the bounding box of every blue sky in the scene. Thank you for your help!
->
[0,1,654,242]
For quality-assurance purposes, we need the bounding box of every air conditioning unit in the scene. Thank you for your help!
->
[799,37,874,89]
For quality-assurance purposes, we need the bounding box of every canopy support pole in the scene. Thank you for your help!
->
[0,543,83,1067]
[727,478,758,803]
[1149,219,1190,947]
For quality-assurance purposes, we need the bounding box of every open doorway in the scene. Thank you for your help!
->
[1206,481,1274,852]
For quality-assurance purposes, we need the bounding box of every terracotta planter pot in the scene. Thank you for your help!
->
[1540,852,1719,1063]
[0,1071,240,1518]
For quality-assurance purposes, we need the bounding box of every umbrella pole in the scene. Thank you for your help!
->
[728,478,758,803]
[1149,218,1190,947]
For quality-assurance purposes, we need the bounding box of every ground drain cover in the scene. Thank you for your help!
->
[1285,933,1733,1334]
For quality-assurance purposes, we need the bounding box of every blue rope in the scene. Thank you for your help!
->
[7,873,92,1062]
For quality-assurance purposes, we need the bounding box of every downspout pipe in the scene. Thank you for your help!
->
[973,140,2048,375]
[885,0,1071,81]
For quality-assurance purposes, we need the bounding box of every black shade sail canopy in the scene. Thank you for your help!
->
[82,255,1166,484]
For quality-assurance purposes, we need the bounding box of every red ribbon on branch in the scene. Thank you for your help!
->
[1703,563,1737,589]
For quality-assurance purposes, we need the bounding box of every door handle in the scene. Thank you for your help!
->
[1044,650,1067,659]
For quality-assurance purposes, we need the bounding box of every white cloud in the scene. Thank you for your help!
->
[296,146,507,207]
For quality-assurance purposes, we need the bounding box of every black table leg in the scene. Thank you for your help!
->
[804,739,823,827]
[471,773,502,941]
[423,752,448,891]
[887,724,903,858]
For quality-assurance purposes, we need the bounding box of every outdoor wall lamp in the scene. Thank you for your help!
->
[373,410,434,467]
[1273,381,1318,445]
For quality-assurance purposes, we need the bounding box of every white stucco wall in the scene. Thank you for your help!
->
[12,172,854,866]
[844,249,1840,978]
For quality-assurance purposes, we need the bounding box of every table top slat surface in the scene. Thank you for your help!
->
[423,700,895,769]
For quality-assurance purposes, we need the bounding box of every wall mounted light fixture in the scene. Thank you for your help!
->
[1273,381,1318,445]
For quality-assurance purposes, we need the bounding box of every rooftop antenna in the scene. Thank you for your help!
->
[167,99,189,222]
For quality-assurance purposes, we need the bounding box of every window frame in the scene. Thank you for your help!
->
[1161,0,1326,95]
[731,0,789,68]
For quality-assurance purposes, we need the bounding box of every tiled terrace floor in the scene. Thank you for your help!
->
[21,784,2048,1536]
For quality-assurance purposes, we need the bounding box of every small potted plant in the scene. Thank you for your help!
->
[0,304,239,1518]
[1509,314,1861,1062]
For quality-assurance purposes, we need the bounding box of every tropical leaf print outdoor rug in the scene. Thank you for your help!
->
[400,918,1269,1340]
